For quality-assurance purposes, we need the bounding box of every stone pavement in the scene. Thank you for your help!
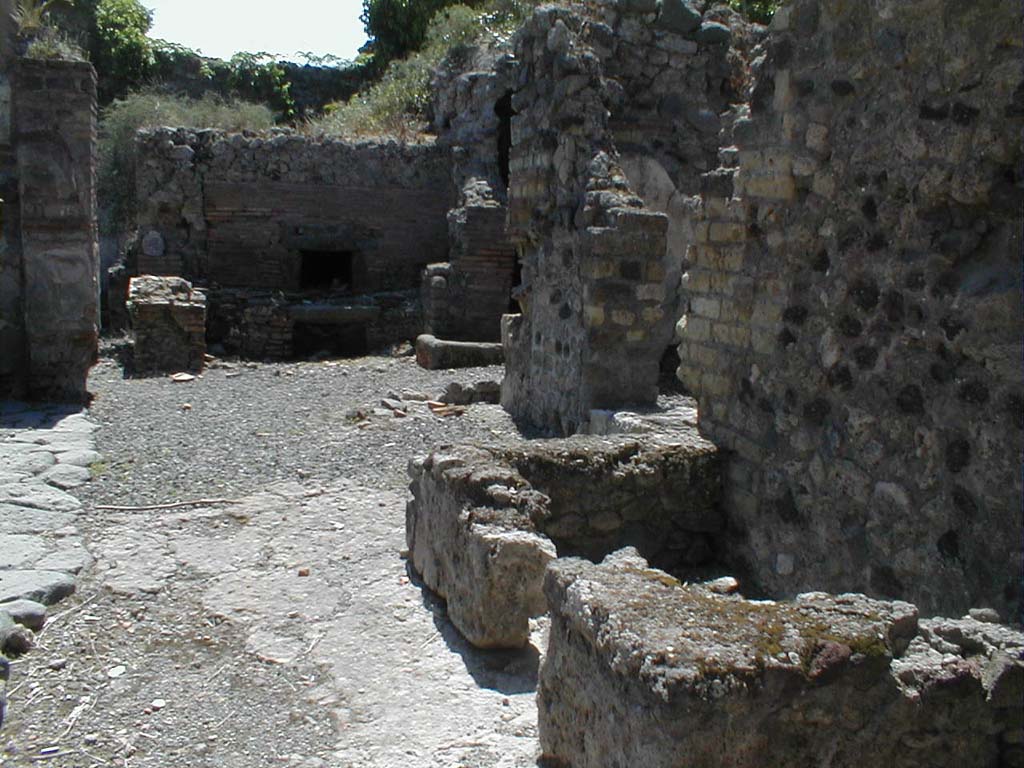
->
[0,401,97,607]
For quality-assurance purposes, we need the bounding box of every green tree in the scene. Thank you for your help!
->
[361,0,473,65]
[92,0,154,101]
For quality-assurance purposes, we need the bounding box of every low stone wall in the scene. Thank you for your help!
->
[128,276,206,373]
[406,424,721,648]
[540,553,1024,768]
[208,288,421,360]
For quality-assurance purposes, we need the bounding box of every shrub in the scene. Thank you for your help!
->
[728,0,779,24]
[313,0,531,138]
[23,25,85,60]
[98,90,274,234]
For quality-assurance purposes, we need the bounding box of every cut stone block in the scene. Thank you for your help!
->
[406,447,555,648]
[539,555,1024,768]
[415,334,504,370]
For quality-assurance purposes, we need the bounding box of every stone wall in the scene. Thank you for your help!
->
[499,0,750,434]
[135,129,455,291]
[425,48,520,342]
[540,553,1024,768]
[131,129,454,356]
[0,38,99,401]
[207,288,421,360]
[676,0,1023,619]
[0,0,22,397]
[406,424,722,647]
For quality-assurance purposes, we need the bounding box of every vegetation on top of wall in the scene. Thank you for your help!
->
[728,0,778,24]
[11,0,86,59]
[22,25,85,59]
[312,0,532,138]
[361,0,476,67]
[98,90,274,235]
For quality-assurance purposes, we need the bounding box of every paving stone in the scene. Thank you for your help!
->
[0,569,76,605]
[0,483,82,512]
[0,598,47,631]
[0,534,48,569]
[0,471,30,484]
[0,451,56,475]
[36,543,93,574]
[39,463,92,490]
[0,505,76,534]
[55,449,102,468]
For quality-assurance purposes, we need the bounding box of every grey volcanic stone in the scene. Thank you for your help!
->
[657,0,702,34]
[0,599,48,631]
[0,570,75,605]
[696,21,731,44]
[0,534,47,569]
[0,505,75,534]
[539,555,1024,768]
[55,449,102,468]
[0,450,55,475]
[415,334,504,370]
[0,483,82,512]
[39,463,92,490]
[0,611,34,656]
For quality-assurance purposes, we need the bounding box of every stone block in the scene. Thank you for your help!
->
[656,0,702,34]
[414,334,504,369]
[128,276,207,373]
[539,555,1022,768]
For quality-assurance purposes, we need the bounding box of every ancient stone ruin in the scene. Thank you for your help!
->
[4,0,1018,761]
[126,275,206,373]
[403,0,1023,764]
[0,0,99,401]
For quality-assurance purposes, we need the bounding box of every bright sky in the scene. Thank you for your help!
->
[145,0,368,63]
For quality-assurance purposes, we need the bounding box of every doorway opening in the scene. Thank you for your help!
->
[300,251,354,292]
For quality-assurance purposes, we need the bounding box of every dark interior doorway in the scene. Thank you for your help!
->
[494,91,515,191]
[292,322,368,358]
[300,251,354,291]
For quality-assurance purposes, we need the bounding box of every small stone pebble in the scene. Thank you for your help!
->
[107,665,126,678]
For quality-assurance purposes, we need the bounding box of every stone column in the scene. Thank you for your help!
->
[14,59,99,401]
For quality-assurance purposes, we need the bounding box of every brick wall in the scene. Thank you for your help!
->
[134,129,456,293]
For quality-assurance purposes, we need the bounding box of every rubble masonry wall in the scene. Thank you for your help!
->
[677,0,1023,619]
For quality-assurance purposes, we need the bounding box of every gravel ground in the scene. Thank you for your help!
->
[79,346,520,508]
[1,347,547,768]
